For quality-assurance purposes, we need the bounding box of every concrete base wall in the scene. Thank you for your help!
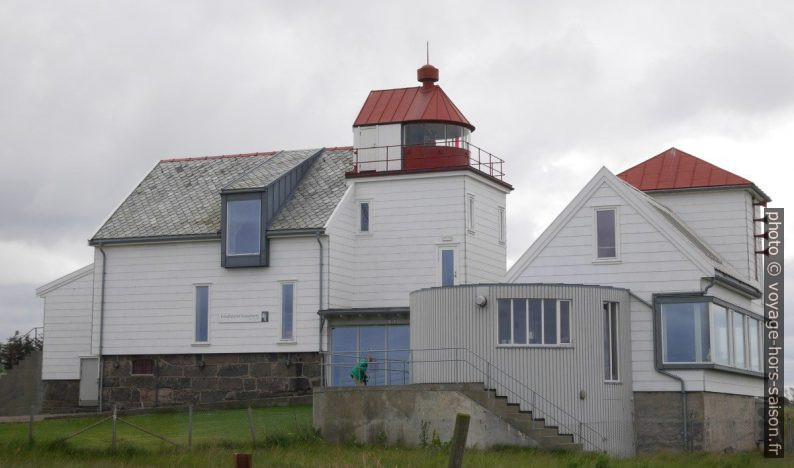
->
[634,391,760,453]
[313,384,541,449]
[0,350,42,416]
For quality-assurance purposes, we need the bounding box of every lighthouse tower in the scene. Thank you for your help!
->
[330,63,513,312]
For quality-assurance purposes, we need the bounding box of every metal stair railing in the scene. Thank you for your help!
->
[319,347,608,452]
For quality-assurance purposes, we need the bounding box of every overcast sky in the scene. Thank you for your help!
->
[1,1,792,382]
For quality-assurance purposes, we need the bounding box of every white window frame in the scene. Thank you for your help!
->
[497,206,506,245]
[497,299,572,348]
[357,199,373,235]
[192,283,211,346]
[466,193,475,233]
[279,281,297,343]
[604,302,620,382]
[593,206,620,262]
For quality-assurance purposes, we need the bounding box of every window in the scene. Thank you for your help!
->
[227,198,261,255]
[661,301,709,363]
[222,193,266,268]
[440,248,455,287]
[329,325,410,387]
[656,296,764,375]
[604,302,619,381]
[711,304,730,365]
[195,285,209,343]
[747,318,761,371]
[131,359,154,376]
[595,208,617,259]
[497,207,506,244]
[359,201,370,233]
[466,194,475,231]
[281,282,295,341]
[732,311,745,369]
[498,299,571,346]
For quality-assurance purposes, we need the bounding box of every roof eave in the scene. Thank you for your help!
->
[640,183,771,203]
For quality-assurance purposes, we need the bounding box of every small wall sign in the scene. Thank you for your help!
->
[218,312,265,323]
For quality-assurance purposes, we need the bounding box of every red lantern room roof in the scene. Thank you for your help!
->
[353,64,475,131]
[618,147,770,201]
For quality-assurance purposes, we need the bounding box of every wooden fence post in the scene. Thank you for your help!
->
[27,405,34,444]
[111,405,117,451]
[188,405,193,450]
[448,413,470,468]
[234,453,252,468]
[247,407,256,446]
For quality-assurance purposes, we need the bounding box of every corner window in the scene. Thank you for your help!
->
[656,296,763,375]
[131,359,154,376]
[603,302,619,381]
[595,208,618,259]
[466,194,475,231]
[281,282,295,341]
[498,298,571,346]
[497,206,506,244]
[358,201,370,233]
[195,285,209,343]
[661,301,709,363]
[222,193,267,268]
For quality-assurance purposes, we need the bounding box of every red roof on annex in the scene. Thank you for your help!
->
[353,64,475,131]
[618,147,753,192]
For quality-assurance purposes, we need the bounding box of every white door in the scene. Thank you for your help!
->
[79,357,99,406]
[357,126,379,172]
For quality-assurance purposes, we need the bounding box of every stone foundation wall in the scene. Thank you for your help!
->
[99,352,319,410]
[634,391,760,453]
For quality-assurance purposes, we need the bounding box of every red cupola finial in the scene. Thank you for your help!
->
[417,64,439,89]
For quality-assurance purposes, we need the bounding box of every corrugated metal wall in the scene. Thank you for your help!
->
[409,284,635,456]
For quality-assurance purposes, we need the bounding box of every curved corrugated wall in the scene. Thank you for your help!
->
[409,283,635,456]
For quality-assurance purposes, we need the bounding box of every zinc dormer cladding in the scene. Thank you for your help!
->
[89,147,354,245]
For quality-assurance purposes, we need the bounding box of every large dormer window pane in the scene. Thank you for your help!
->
[227,199,261,255]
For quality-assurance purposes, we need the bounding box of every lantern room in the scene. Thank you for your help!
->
[349,64,505,182]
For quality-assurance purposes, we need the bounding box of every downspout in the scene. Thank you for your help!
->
[636,291,689,451]
[316,233,325,386]
[702,276,716,295]
[97,246,107,413]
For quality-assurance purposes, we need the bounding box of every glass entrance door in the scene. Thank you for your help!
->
[329,324,410,387]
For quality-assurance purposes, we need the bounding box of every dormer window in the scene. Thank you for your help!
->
[227,198,261,255]
[221,192,267,268]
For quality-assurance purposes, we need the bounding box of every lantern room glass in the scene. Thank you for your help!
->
[402,123,471,148]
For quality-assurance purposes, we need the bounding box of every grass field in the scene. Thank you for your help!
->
[0,405,788,467]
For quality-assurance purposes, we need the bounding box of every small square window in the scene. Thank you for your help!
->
[131,358,154,376]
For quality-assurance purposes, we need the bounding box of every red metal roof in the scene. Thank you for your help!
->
[353,66,474,130]
[618,147,753,191]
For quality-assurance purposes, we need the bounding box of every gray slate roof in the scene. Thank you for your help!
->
[224,148,321,191]
[91,148,352,242]
[270,149,353,230]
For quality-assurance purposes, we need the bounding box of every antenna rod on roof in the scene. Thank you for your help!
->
[426,41,429,64]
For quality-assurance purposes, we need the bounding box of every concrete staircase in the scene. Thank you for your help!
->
[459,384,582,451]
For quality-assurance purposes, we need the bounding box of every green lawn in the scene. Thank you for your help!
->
[0,405,788,467]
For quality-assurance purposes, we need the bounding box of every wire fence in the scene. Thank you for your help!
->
[0,400,315,452]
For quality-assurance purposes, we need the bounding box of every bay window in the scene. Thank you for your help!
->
[656,296,763,375]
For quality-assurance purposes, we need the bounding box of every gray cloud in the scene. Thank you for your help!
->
[1,1,792,380]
